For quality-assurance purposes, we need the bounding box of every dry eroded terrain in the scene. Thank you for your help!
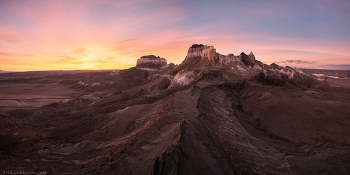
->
[1,66,350,175]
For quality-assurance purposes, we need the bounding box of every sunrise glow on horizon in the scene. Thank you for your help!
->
[1,0,350,71]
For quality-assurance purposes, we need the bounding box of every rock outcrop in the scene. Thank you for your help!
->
[135,44,315,91]
[168,70,197,88]
[185,44,219,65]
[136,55,167,69]
[182,44,257,67]
[172,44,316,88]
[240,52,256,66]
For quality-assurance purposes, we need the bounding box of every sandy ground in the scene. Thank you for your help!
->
[0,83,80,109]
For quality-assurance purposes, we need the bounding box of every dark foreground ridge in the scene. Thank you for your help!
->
[1,44,350,174]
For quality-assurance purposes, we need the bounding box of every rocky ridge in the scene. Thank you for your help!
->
[164,44,315,90]
[184,44,256,67]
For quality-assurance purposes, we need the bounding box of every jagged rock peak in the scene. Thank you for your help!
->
[136,55,167,69]
[241,52,255,57]
[240,52,256,66]
[249,51,256,61]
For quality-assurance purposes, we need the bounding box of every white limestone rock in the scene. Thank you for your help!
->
[77,81,88,86]
[168,70,197,88]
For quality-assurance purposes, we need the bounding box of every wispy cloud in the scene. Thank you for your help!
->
[55,55,84,65]
[71,48,87,55]
[324,64,350,70]
[275,60,315,64]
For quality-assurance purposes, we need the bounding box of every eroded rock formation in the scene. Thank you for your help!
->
[183,44,259,67]
[168,70,197,89]
[136,55,167,69]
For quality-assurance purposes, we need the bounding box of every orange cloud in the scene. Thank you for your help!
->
[71,48,87,55]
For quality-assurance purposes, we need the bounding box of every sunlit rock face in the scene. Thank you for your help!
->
[185,44,220,64]
[184,44,253,66]
[136,55,167,69]
[181,44,313,86]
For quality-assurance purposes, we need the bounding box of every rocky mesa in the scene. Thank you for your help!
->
[136,55,167,69]
[183,44,256,67]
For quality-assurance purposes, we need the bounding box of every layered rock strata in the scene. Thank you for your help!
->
[184,44,258,66]
[136,55,167,69]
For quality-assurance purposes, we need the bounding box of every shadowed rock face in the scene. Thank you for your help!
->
[240,52,256,66]
[254,71,288,86]
[136,55,167,69]
[190,44,204,48]
[1,44,350,175]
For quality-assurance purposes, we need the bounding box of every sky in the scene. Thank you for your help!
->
[0,0,350,71]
